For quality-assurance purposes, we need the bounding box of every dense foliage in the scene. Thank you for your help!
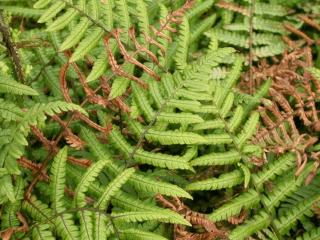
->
[0,0,320,239]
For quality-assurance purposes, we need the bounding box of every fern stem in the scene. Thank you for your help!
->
[248,0,255,94]
[0,11,25,83]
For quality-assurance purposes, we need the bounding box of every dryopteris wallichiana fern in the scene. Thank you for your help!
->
[0,0,320,239]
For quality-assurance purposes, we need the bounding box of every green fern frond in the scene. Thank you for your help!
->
[275,194,320,235]
[80,127,192,198]
[254,2,288,16]
[32,224,55,240]
[119,228,168,240]
[229,211,271,240]
[0,77,38,95]
[0,6,44,18]
[185,170,243,191]
[174,16,190,70]
[190,150,241,166]
[79,210,94,240]
[262,164,313,210]
[0,100,23,122]
[209,189,260,221]
[112,211,191,226]
[109,126,193,170]
[22,196,52,222]
[94,168,135,209]
[297,228,320,240]
[235,111,260,147]
[307,67,320,80]
[50,147,68,212]
[186,0,215,19]
[108,63,133,99]
[252,153,296,190]
[93,212,109,240]
[74,160,108,207]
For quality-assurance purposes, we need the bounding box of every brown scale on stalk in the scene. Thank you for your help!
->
[156,194,227,240]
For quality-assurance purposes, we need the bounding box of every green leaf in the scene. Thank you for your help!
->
[112,211,191,226]
[0,78,38,95]
[186,170,243,191]
[94,168,135,209]
[50,147,68,212]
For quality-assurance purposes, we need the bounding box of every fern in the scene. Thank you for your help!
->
[229,211,271,240]
[1,0,320,239]
[0,76,38,95]
[209,189,260,221]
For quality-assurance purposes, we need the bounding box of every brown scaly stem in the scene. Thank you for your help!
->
[0,11,25,83]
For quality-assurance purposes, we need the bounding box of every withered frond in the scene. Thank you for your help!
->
[216,0,250,16]
[249,48,319,178]
[156,195,227,240]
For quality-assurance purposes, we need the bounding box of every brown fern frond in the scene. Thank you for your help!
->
[243,48,320,131]
[1,212,29,240]
[103,35,149,89]
[253,48,320,174]
[253,52,319,174]
[228,210,248,225]
[151,25,172,41]
[31,126,57,153]
[129,28,160,65]
[64,132,85,150]
[143,31,166,56]
[216,0,250,16]
[99,76,131,113]
[283,23,315,45]
[112,29,161,81]
[253,92,316,155]
[18,157,49,182]
[156,195,227,240]
[100,0,195,93]
[298,15,320,31]
[59,62,73,103]
[60,57,108,109]
[67,156,92,168]
[74,111,113,134]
